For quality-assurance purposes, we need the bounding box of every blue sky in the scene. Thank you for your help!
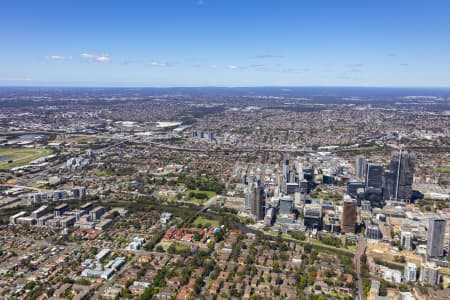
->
[1,0,450,87]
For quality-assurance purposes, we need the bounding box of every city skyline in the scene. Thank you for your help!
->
[1,0,450,87]
[1,83,449,299]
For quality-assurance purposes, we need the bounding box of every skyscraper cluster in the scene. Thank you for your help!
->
[245,157,317,228]
[352,150,415,208]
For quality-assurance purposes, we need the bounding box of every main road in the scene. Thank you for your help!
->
[354,237,367,300]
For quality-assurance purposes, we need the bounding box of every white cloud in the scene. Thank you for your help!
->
[95,55,110,62]
[46,55,70,60]
[149,61,170,67]
[80,53,111,62]
[227,65,238,70]
[80,53,95,59]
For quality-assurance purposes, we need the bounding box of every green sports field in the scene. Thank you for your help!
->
[0,147,53,170]
[192,215,220,228]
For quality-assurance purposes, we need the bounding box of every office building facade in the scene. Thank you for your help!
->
[404,263,417,282]
[341,197,357,234]
[381,151,416,202]
[421,263,440,285]
[427,217,446,258]
[401,231,413,251]
[248,182,265,220]
[355,155,367,179]
[366,163,383,189]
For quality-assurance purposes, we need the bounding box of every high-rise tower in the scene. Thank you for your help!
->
[341,196,357,234]
[355,155,367,179]
[426,217,446,258]
[390,151,415,202]
[366,163,383,189]
[248,181,265,220]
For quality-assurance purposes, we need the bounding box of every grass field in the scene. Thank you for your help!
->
[0,147,53,170]
[192,215,220,228]
[437,166,450,173]
[175,243,190,252]
[310,240,355,255]
[154,242,191,253]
